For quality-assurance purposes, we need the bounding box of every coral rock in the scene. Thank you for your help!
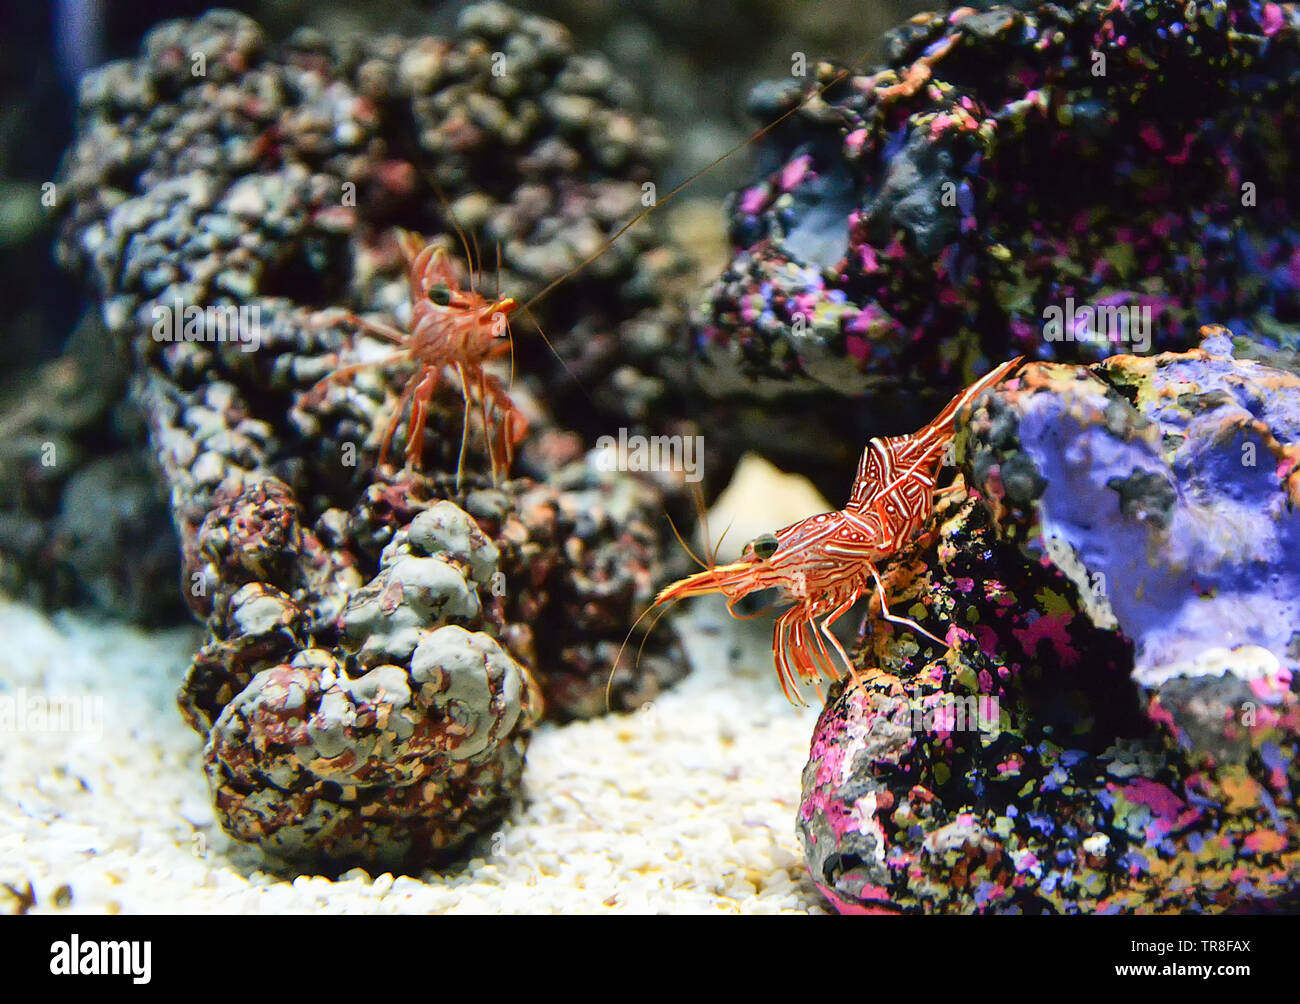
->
[54,5,696,867]
[695,0,1300,493]
[801,333,1300,913]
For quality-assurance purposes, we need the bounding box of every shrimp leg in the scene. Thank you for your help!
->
[772,610,807,707]
[482,370,528,481]
[378,371,420,470]
[303,351,410,407]
[454,363,474,491]
[403,368,439,470]
[340,311,407,345]
[867,563,948,648]
[818,590,865,683]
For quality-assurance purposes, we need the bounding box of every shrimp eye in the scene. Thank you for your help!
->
[751,533,779,560]
[428,284,452,306]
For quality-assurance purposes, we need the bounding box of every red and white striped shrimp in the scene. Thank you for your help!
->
[653,356,1024,704]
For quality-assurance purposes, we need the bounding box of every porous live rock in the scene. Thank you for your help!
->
[694,0,1300,494]
[54,6,694,867]
[800,331,1300,913]
[487,459,689,718]
[208,630,536,870]
[187,476,539,868]
[58,4,696,442]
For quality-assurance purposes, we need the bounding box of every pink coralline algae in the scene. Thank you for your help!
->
[800,332,1300,913]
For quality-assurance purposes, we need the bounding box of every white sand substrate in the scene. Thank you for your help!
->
[0,596,828,914]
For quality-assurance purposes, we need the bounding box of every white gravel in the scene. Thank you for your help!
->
[0,596,827,914]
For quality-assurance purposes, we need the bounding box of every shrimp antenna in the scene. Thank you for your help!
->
[670,478,733,571]
[419,167,481,292]
[632,599,678,679]
[516,299,597,407]
[520,50,875,315]
[691,479,717,568]
[605,595,682,713]
[603,480,722,711]
[665,509,708,571]
[711,515,736,569]
[469,226,484,296]
[497,241,515,388]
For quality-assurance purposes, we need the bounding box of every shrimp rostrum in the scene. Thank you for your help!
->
[654,357,1024,705]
